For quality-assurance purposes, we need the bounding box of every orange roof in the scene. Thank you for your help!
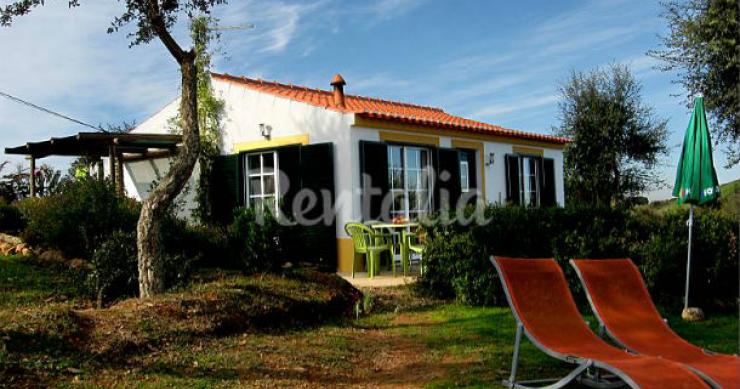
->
[212,73,569,145]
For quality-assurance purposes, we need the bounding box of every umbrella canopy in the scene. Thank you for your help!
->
[672,97,721,205]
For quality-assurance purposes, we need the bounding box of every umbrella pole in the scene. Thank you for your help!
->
[684,205,694,311]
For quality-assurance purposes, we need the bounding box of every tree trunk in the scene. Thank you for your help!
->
[137,57,199,298]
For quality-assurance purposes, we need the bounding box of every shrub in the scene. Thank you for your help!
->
[0,203,25,233]
[89,230,138,305]
[16,179,139,259]
[227,208,292,273]
[158,214,217,285]
[417,205,738,311]
[636,208,738,310]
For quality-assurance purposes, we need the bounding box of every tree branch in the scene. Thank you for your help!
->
[145,0,193,64]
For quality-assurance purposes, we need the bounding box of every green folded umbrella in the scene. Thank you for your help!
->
[673,96,720,312]
[672,96,720,205]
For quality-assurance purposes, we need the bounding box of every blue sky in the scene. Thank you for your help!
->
[0,0,736,200]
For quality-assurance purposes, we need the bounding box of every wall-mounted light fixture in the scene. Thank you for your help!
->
[485,152,495,167]
[259,123,273,139]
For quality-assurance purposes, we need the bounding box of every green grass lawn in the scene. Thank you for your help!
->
[1,255,737,388]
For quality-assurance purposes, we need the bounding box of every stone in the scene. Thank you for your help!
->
[38,249,65,263]
[0,233,22,246]
[681,307,705,322]
[68,258,92,270]
[19,248,31,256]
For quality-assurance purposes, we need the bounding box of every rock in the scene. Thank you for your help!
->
[0,233,22,246]
[19,248,31,256]
[681,307,705,322]
[68,258,92,270]
[38,249,65,263]
[0,243,11,256]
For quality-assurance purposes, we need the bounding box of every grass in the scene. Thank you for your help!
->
[1,255,738,388]
[647,178,740,217]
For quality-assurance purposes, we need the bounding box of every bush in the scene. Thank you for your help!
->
[158,214,219,285]
[0,203,25,233]
[16,179,139,259]
[89,230,138,305]
[417,205,738,311]
[227,208,293,273]
[636,208,738,310]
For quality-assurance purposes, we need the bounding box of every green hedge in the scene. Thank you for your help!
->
[417,206,738,311]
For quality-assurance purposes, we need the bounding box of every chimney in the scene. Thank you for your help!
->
[330,73,346,108]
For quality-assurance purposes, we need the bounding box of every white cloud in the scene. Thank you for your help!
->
[363,0,426,21]
[471,93,560,118]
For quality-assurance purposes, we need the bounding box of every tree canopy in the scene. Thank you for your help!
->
[556,65,668,206]
[649,0,739,166]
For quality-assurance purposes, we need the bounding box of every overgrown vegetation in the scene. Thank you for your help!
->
[418,205,738,310]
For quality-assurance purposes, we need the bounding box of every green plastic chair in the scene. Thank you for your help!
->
[344,222,393,278]
[401,229,426,276]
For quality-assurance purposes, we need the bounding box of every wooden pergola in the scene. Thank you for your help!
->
[5,132,182,196]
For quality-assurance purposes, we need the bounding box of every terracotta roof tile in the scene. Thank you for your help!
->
[212,73,569,145]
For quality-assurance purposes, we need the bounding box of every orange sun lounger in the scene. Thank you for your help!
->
[571,259,740,389]
[491,257,709,389]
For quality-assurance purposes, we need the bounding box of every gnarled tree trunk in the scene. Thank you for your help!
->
[138,57,199,297]
[137,3,200,298]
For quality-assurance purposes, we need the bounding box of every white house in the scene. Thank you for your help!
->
[124,72,569,272]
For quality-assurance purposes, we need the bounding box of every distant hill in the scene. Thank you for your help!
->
[647,179,740,218]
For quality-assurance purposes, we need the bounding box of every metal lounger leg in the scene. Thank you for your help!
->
[504,322,617,389]
[508,323,524,387]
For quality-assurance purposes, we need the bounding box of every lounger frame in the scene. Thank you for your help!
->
[569,259,723,389]
[491,257,637,389]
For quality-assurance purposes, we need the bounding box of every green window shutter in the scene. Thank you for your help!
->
[436,148,462,211]
[505,154,521,205]
[211,154,241,223]
[298,142,336,270]
[540,158,557,207]
[277,145,301,216]
[359,140,389,221]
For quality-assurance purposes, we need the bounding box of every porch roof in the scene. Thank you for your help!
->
[4,132,182,160]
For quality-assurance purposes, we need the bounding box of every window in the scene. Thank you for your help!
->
[387,145,433,220]
[506,154,557,207]
[459,151,471,193]
[519,156,539,207]
[245,151,279,211]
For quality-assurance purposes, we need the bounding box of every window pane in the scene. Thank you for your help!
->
[390,168,404,189]
[249,176,262,196]
[263,175,275,195]
[392,191,405,213]
[421,190,431,210]
[409,190,419,210]
[460,160,469,192]
[252,197,263,211]
[389,146,402,168]
[248,155,261,175]
[407,149,420,169]
[406,170,419,191]
[262,153,274,174]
